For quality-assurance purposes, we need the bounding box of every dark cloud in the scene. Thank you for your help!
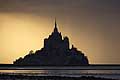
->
[0,0,120,13]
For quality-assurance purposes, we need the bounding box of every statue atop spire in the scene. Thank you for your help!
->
[54,18,58,32]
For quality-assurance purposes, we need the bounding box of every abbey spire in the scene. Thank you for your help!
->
[54,18,58,33]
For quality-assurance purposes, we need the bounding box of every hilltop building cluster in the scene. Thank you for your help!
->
[14,20,89,65]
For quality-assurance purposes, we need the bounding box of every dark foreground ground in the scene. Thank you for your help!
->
[0,74,118,80]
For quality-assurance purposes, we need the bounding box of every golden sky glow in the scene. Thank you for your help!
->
[0,0,120,64]
[0,13,120,64]
[0,13,52,63]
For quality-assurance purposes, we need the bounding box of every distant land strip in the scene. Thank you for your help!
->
[0,64,120,70]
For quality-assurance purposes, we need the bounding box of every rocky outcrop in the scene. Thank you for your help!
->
[13,20,89,66]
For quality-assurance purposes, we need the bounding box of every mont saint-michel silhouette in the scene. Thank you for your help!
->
[14,20,89,66]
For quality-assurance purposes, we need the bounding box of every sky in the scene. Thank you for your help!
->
[0,0,120,64]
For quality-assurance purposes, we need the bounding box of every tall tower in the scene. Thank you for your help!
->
[52,18,62,39]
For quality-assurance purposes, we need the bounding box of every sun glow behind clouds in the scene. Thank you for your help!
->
[0,0,120,64]
[0,13,109,64]
[0,12,120,64]
[0,13,54,63]
[0,13,90,64]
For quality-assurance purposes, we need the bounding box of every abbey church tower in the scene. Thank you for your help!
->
[44,19,69,51]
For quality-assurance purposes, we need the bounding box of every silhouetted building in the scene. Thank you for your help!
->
[13,19,89,65]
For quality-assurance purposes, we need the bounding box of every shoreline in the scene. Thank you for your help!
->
[0,73,118,80]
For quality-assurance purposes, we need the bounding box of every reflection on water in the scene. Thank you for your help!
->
[0,69,120,79]
[0,70,120,74]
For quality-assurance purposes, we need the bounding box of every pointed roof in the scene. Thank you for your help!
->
[54,18,58,32]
